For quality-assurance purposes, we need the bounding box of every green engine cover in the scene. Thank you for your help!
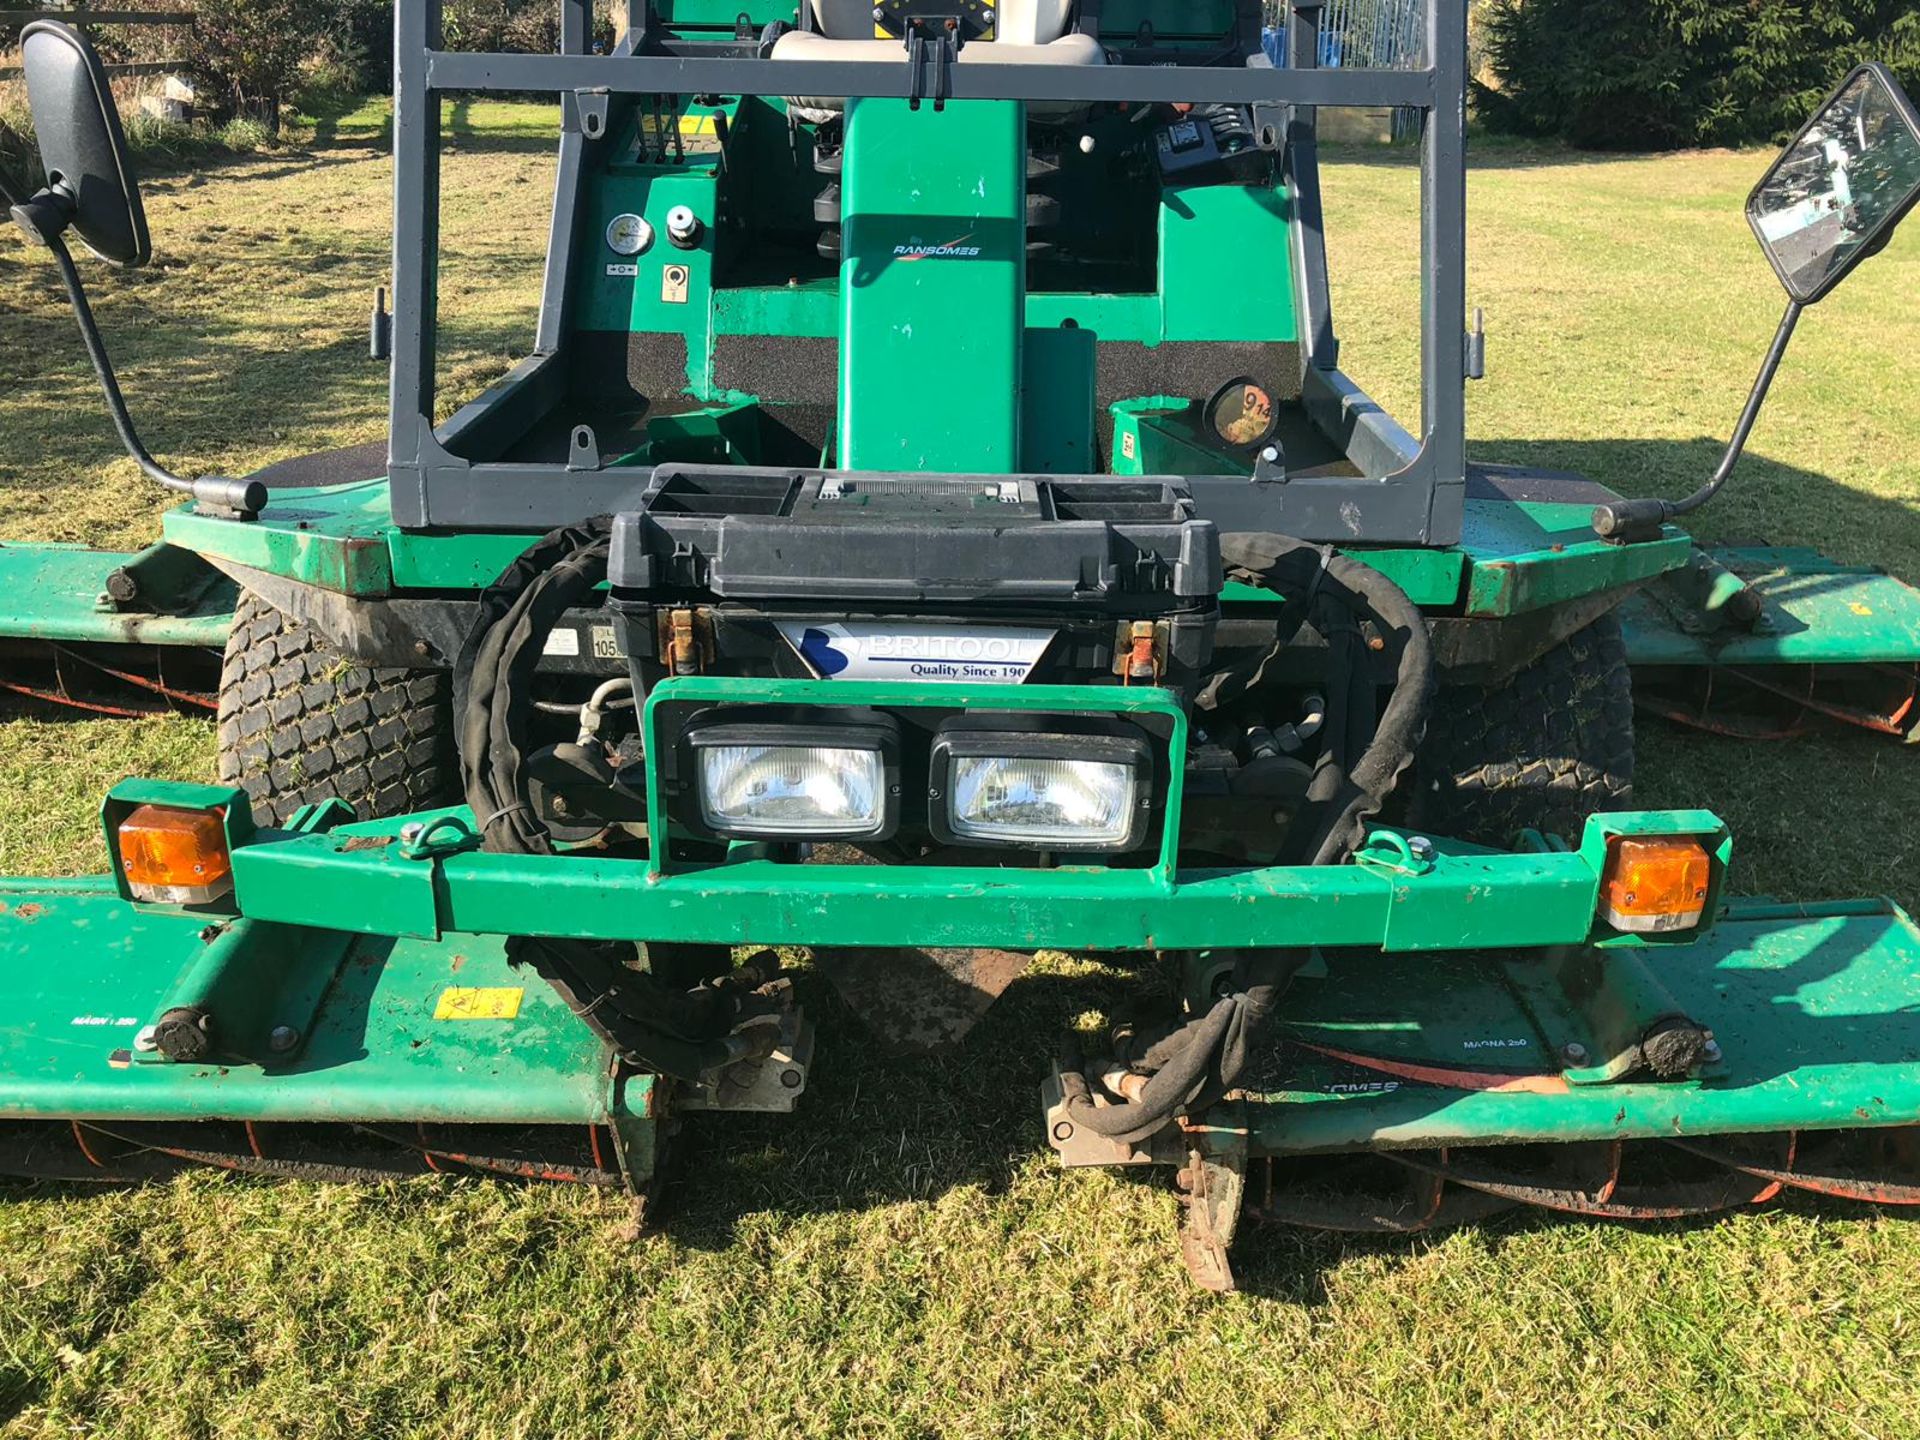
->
[837,99,1026,472]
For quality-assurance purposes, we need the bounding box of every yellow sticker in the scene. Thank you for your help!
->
[434,986,524,1021]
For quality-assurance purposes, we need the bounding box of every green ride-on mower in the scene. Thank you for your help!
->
[5,1,1920,1289]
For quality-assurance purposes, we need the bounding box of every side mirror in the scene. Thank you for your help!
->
[5,21,263,515]
[9,19,149,266]
[1598,63,1920,544]
[1747,62,1920,305]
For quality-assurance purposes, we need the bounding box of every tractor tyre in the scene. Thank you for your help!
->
[216,590,457,827]
[1406,610,1634,846]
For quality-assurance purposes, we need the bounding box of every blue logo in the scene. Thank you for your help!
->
[798,627,850,676]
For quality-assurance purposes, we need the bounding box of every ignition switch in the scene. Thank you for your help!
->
[665,205,703,249]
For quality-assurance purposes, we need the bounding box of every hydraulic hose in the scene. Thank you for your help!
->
[1218,533,1435,864]
[456,519,764,1081]
[1057,533,1435,1145]
[1063,946,1306,1146]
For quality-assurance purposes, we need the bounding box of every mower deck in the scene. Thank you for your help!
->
[0,877,654,1186]
[1621,546,1920,738]
[0,542,228,716]
[1246,899,1920,1153]
[0,542,231,648]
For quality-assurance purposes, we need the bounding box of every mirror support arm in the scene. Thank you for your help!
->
[37,229,267,517]
[1592,299,1803,542]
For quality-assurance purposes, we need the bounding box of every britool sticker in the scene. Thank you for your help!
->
[775,622,1053,683]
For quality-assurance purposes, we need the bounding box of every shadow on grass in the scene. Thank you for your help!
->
[657,963,1147,1246]
[642,944,1920,1303]
[0,234,538,486]
[1469,435,1920,580]
[1321,135,1771,171]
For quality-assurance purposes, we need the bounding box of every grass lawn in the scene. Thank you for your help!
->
[1,100,1919,1439]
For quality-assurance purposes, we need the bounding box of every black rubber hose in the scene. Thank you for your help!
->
[456,519,751,1080]
[1067,947,1305,1145]
[1056,535,1434,1145]
[1217,534,1435,864]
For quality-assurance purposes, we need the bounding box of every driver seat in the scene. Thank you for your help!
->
[773,0,1105,119]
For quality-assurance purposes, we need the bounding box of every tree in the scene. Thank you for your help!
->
[1474,0,1920,150]
[189,0,317,132]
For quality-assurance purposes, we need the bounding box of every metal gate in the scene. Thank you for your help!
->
[1265,0,1425,138]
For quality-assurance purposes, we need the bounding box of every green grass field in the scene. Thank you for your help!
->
[1,100,1919,1438]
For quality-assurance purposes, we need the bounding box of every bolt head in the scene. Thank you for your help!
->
[1260,445,1281,464]
[1051,1120,1074,1143]
[1561,1042,1589,1066]
[1408,836,1436,860]
[1702,1039,1723,1063]
[779,1068,804,1090]
[399,822,424,844]
[269,1025,300,1053]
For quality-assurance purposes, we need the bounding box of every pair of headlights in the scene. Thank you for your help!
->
[689,721,1151,851]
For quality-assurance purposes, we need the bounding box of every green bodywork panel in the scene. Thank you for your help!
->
[150,484,1920,679]
[568,92,1298,427]
[1226,499,1689,614]
[1108,399,1692,613]
[1243,898,1920,1153]
[651,0,792,26]
[163,479,402,589]
[1456,500,1691,616]
[1620,545,1920,666]
[0,876,644,1128]
[1156,181,1296,342]
[838,100,1026,472]
[159,477,1695,614]
[0,541,233,647]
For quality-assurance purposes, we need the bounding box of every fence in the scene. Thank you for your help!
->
[1264,0,1426,138]
[0,7,192,81]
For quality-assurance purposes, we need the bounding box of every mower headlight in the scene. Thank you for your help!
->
[931,729,1151,851]
[686,721,898,840]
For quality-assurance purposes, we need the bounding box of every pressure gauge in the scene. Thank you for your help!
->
[606,213,653,256]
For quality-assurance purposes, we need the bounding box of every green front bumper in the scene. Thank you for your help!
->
[199,675,1725,957]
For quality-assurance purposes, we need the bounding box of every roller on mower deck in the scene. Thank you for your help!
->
[5,4,1920,1289]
